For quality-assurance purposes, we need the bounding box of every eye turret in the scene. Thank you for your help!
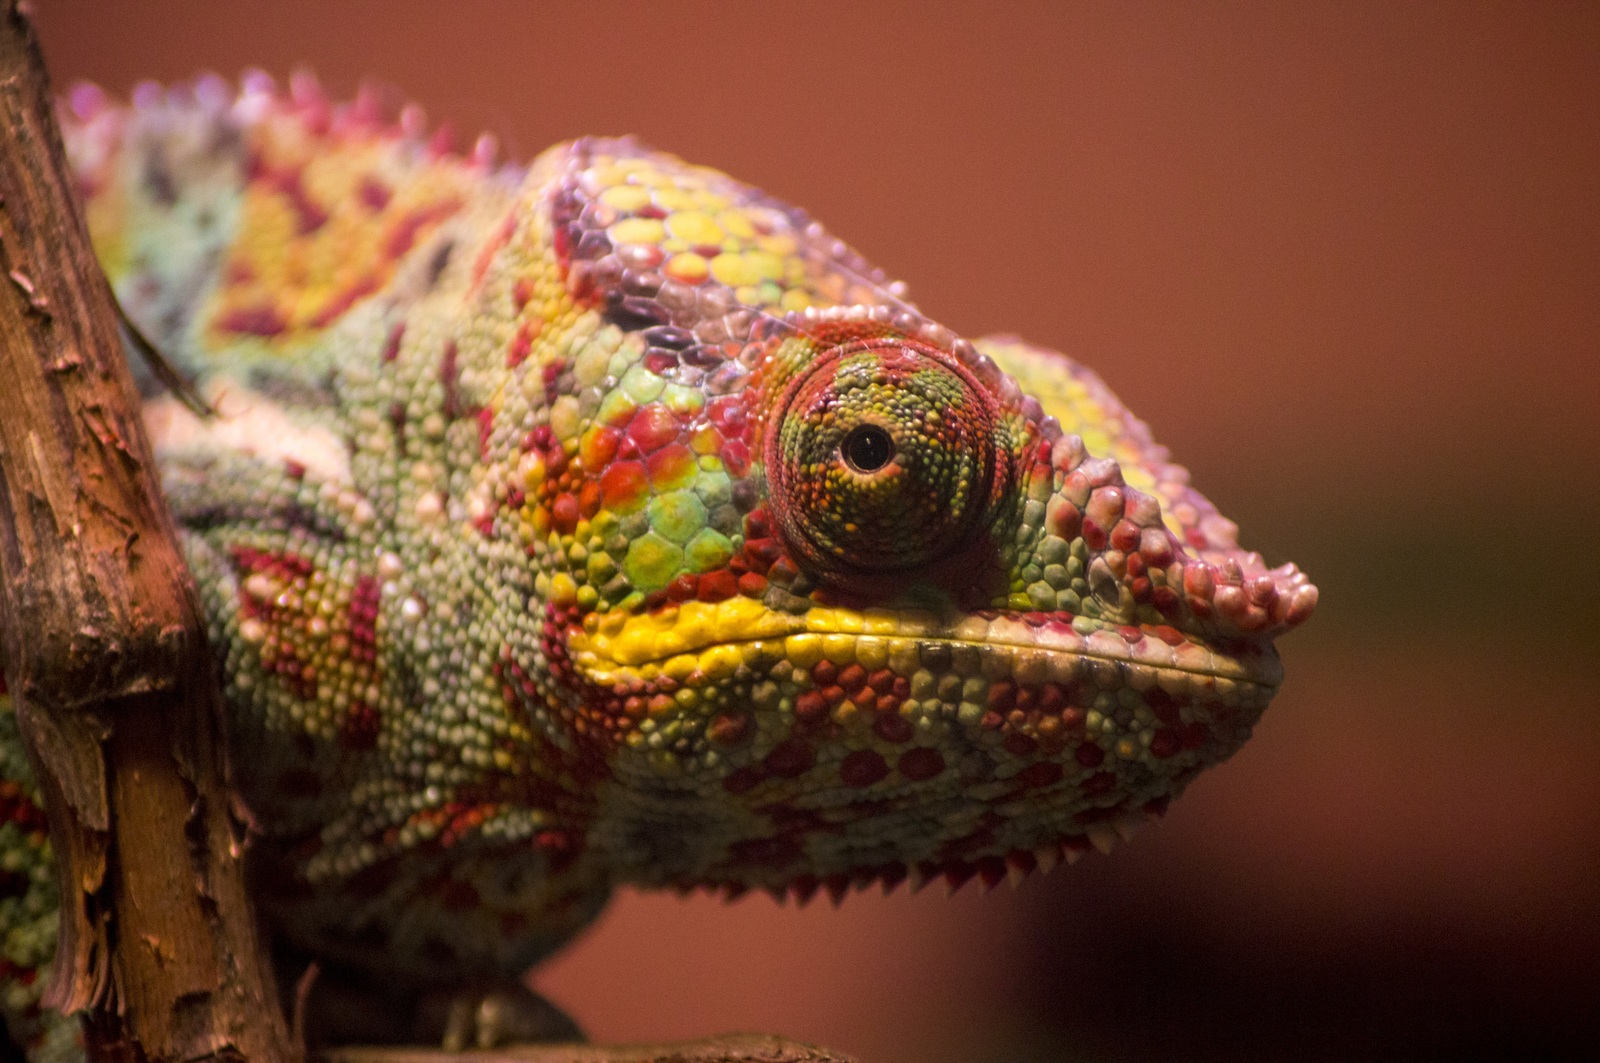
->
[764,339,1008,580]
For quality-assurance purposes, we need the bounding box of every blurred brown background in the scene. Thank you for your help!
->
[34,2,1600,1061]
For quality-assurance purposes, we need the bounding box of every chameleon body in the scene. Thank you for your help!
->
[0,74,1315,1054]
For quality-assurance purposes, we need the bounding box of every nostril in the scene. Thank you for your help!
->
[1088,556,1124,611]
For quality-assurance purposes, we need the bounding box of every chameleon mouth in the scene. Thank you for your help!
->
[569,595,1283,697]
[580,599,1280,900]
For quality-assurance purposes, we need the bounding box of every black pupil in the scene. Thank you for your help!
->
[842,425,894,473]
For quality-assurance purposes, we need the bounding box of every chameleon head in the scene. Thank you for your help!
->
[504,140,1318,898]
[561,317,1314,897]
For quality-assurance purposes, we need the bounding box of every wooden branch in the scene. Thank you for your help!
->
[325,1035,859,1063]
[0,6,291,1063]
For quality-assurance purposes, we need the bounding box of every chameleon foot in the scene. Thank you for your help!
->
[280,949,583,1050]
[418,983,585,1051]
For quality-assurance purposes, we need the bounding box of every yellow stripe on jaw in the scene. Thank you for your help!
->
[571,595,801,670]
[570,596,958,681]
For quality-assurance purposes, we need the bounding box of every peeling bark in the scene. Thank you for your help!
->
[0,6,291,1063]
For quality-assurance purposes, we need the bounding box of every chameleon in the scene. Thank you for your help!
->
[0,72,1316,1058]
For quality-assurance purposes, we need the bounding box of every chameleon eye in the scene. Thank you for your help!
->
[841,424,895,474]
[765,340,1003,578]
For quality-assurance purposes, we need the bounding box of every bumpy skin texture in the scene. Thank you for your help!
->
[0,74,1314,1052]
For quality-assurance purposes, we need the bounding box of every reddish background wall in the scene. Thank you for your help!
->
[33,3,1600,1061]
